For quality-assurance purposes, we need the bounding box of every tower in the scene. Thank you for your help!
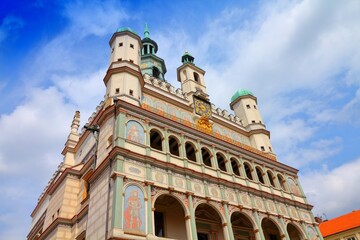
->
[230,89,274,154]
[177,51,207,99]
[104,27,144,106]
[140,23,167,80]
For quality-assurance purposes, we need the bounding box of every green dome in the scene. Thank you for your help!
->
[231,89,254,102]
[116,27,138,35]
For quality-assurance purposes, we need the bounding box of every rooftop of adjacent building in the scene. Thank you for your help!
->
[319,210,360,237]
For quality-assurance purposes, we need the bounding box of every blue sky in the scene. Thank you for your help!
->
[1,0,360,238]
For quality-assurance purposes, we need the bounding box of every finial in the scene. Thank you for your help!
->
[144,22,150,38]
[71,110,80,134]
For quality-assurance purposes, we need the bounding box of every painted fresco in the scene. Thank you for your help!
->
[126,120,145,144]
[142,95,251,146]
[287,177,301,196]
[123,185,146,234]
[307,226,319,240]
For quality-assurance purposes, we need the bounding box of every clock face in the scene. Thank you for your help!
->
[194,97,212,117]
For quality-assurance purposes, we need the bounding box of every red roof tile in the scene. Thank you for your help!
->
[319,210,360,237]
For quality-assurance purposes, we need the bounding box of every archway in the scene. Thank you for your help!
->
[195,203,225,240]
[261,218,281,240]
[231,211,256,240]
[287,223,303,240]
[153,194,188,239]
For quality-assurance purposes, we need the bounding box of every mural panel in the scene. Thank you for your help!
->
[126,120,145,144]
[287,177,301,196]
[123,185,146,235]
[307,226,319,240]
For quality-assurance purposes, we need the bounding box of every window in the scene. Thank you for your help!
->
[152,66,160,78]
[230,158,241,176]
[115,88,120,94]
[252,120,256,123]
[267,171,276,187]
[254,105,257,109]
[129,59,134,63]
[150,129,163,151]
[111,47,114,53]
[347,237,356,240]
[261,146,265,151]
[246,104,251,109]
[82,170,93,202]
[201,148,212,167]
[130,44,134,49]
[185,142,197,162]
[197,233,209,240]
[193,72,200,82]
[216,153,227,172]
[277,174,286,191]
[269,146,272,152]
[168,136,179,156]
[154,211,165,237]
[129,90,133,96]
[244,162,253,180]
[117,58,122,61]
[256,167,265,184]
[119,42,123,47]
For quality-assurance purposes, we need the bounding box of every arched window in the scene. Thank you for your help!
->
[193,72,200,82]
[168,136,180,156]
[256,167,265,184]
[152,66,160,78]
[201,148,212,167]
[150,129,163,151]
[185,142,197,162]
[277,174,286,191]
[230,158,241,176]
[244,162,253,180]
[216,153,227,172]
[267,170,275,187]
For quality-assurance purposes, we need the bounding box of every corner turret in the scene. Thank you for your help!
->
[104,27,144,106]
[230,90,275,156]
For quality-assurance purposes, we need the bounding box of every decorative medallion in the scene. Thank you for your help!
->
[197,115,213,133]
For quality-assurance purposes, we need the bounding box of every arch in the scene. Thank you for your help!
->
[287,177,302,196]
[195,203,226,240]
[150,128,163,151]
[243,162,253,180]
[261,217,282,240]
[193,72,200,82]
[277,174,287,191]
[153,194,189,239]
[126,120,145,144]
[185,141,197,162]
[231,211,256,239]
[256,166,265,184]
[267,170,276,187]
[201,147,212,167]
[168,135,180,156]
[216,152,227,172]
[230,157,241,176]
[287,222,305,240]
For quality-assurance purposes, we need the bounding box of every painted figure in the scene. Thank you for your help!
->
[126,121,144,144]
[124,190,142,230]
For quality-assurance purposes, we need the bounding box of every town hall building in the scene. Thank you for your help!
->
[28,25,323,240]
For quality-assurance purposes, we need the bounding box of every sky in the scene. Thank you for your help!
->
[1,0,360,238]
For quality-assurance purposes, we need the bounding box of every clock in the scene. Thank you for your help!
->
[194,97,212,117]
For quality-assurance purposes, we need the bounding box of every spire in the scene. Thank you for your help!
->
[144,23,150,38]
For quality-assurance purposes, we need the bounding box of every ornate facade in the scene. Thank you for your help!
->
[28,26,323,240]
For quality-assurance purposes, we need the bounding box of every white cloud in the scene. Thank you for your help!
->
[0,15,23,45]
[300,157,360,219]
